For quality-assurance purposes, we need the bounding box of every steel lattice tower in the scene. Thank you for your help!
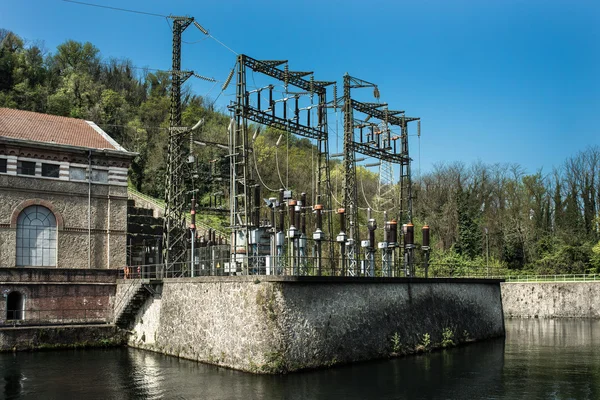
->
[398,120,413,224]
[163,16,194,269]
[342,74,359,275]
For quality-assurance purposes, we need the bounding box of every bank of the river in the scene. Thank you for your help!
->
[501,281,600,318]
[1,319,599,400]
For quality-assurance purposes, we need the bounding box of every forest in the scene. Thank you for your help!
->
[1,29,599,276]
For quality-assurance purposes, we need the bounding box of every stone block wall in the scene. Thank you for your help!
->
[0,174,128,269]
[124,277,505,373]
[0,268,117,326]
[501,282,600,318]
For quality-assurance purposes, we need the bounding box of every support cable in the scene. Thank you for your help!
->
[359,178,384,213]
[252,143,278,192]
[62,0,166,17]
[275,146,288,190]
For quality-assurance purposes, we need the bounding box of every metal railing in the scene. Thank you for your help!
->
[3,307,110,325]
[120,255,427,280]
[113,278,143,322]
[499,274,600,283]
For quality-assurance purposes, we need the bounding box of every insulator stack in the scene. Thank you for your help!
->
[422,225,430,247]
[253,185,261,227]
[278,189,285,232]
[190,197,196,230]
[389,220,398,244]
[333,84,338,110]
[383,211,389,242]
[284,64,289,89]
[294,96,299,121]
[405,223,414,246]
[338,208,346,233]
[315,204,323,230]
[301,193,307,235]
[222,68,235,91]
[289,199,297,228]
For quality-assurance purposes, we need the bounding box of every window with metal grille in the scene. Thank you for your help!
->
[17,161,36,176]
[16,205,57,267]
[41,163,60,178]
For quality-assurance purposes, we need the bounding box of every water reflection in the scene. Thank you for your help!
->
[1,319,599,399]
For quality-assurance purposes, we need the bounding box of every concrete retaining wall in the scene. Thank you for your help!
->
[501,282,600,318]
[123,276,505,373]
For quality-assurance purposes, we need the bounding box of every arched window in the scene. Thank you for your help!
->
[16,205,57,267]
[6,291,24,320]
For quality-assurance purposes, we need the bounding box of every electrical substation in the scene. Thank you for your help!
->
[158,14,431,279]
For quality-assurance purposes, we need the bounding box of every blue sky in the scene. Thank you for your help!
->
[2,0,599,176]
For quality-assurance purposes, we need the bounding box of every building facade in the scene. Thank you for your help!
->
[0,108,135,325]
[0,108,135,269]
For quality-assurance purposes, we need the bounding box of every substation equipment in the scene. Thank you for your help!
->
[159,19,430,276]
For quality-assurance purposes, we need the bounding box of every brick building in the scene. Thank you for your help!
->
[0,108,135,325]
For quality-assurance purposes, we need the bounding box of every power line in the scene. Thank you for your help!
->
[62,0,167,18]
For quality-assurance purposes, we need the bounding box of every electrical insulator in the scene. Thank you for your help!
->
[193,73,216,82]
[422,225,430,248]
[284,64,289,90]
[193,21,209,35]
[405,223,414,246]
[373,86,380,99]
[222,68,235,91]
[333,84,338,110]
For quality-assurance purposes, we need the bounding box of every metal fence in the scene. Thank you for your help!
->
[499,274,600,282]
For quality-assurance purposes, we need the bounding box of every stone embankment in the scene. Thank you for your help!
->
[121,276,505,373]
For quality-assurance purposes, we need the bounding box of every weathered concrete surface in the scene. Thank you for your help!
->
[0,324,125,351]
[123,277,505,373]
[501,282,600,318]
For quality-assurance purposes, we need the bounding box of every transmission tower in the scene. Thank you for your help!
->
[229,55,335,273]
[162,16,212,269]
[341,74,419,276]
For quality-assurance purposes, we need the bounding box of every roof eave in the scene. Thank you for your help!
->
[0,136,139,159]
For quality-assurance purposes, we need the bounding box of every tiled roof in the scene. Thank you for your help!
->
[0,108,127,151]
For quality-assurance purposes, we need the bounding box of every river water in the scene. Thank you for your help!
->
[1,319,599,400]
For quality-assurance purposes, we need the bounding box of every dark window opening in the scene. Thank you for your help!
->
[42,163,60,178]
[6,291,24,320]
[17,161,35,176]
[0,159,6,173]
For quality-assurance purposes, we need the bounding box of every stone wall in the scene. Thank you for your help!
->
[0,174,127,268]
[0,325,125,351]
[501,282,600,318]
[0,268,117,326]
[124,277,505,373]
